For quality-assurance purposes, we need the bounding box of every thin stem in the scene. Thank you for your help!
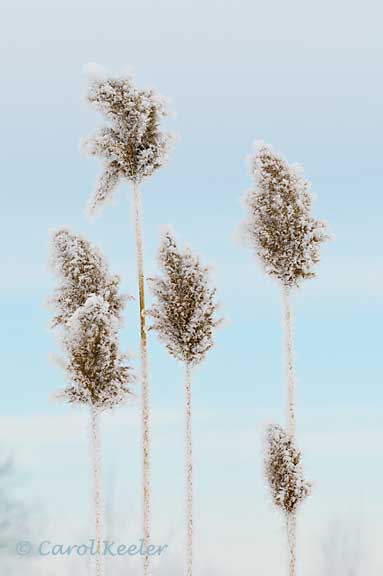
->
[90,406,103,576]
[282,285,296,438]
[286,512,297,576]
[132,183,151,576]
[185,362,193,576]
[282,285,297,575]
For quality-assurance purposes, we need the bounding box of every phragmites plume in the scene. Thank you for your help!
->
[242,141,331,287]
[148,229,220,366]
[59,295,133,411]
[49,227,134,411]
[82,65,174,216]
[264,423,311,515]
[49,227,126,327]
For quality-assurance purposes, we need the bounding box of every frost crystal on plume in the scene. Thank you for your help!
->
[82,68,174,215]
[264,423,311,514]
[148,230,220,365]
[49,227,126,326]
[242,142,330,287]
[59,296,133,410]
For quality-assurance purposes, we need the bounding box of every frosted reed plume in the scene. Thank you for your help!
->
[241,141,331,575]
[82,64,174,217]
[49,226,126,327]
[242,141,330,288]
[241,141,330,434]
[148,229,221,576]
[82,65,175,575]
[49,229,133,576]
[241,140,330,420]
[264,424,311,576]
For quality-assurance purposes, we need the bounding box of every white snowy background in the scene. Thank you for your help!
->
[1,0,382,574]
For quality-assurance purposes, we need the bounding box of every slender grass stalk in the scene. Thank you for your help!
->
[49,229,134,576]
[133,183,151,575]
[91,405,103,576]
[282,286,297,575]
[147,229,221,576]
[185,362,193,576]
[287,512,297,576]
[282,285,296,438]
[242,142,331,576]
[82,70,175,576]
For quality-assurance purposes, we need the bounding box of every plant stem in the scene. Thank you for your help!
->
[133,182,151,576]
[282,285,296,438]
[282,285,297,575]
[91,405,103,576]
[287,512,297,576]
[185,362,193,576]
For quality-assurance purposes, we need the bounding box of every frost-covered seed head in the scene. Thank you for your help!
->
[242,142,330,287]
[58,296,133,410]
[264,423,311,515]
[82,69,174,216]
[49,227,126,326]
[148,229,220,366]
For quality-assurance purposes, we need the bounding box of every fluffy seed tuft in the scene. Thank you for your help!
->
[82,69,174,215]
[242,141,331,287]
[148,229,220,365]
[264,423,311,515]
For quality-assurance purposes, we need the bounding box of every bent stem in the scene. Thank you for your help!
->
[90,405,103,576]
[133,182,151,576]
[185,362,193,576]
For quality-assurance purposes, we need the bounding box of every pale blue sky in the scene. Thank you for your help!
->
[1,0,382,573]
